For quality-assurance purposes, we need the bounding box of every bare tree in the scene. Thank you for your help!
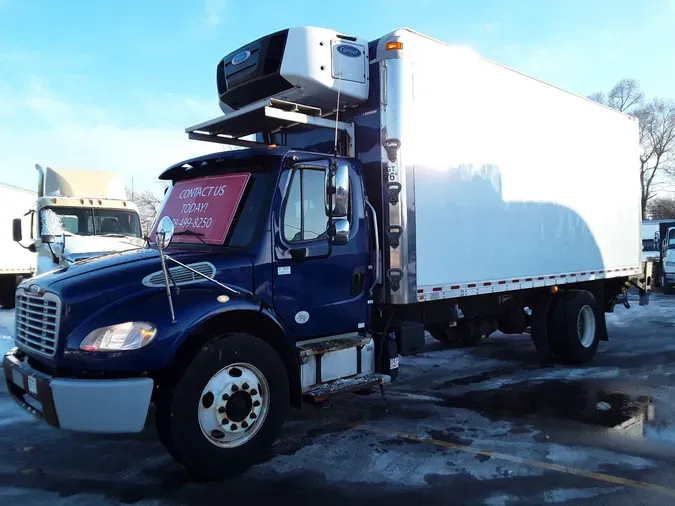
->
[589,79,675,217]
[607,78,644,113]
[647,197,675,220]
[635,98,675,216]
[126,187,164,236]
[587,91,605,105]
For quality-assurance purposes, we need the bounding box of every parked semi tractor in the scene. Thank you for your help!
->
[0,183,37,309]
[3,27,651,479]
[11,165,144,276]
[657,221,675,291]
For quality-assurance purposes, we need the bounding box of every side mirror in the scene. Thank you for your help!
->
[41,234,55,244]
[12,219,22,242]
[329,218,350,246]
[156,216,175,250]
[325,161,350,218]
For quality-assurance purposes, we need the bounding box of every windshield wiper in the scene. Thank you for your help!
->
[173,229,208,245]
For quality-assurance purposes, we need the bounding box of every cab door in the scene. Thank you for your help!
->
[272,158,370,341]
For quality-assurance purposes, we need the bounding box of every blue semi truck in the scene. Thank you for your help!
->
[3,27,651,478]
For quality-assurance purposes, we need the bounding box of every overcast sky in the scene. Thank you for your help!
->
[1,0,673,195]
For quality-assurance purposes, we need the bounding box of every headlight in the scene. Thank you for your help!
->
[80,322,157,352]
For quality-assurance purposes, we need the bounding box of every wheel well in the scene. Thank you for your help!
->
[158,310,302,409]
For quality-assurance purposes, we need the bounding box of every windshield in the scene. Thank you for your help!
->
[41,207,143,238]
[153,169,273,248]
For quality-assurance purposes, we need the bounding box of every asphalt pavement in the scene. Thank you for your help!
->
[1,292,674,505]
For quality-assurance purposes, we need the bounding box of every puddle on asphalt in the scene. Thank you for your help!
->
[440,380,675,442]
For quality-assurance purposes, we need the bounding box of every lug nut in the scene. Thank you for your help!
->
[241,421,249,428]
[222,393,230,401]
[232,385,239,392]
[218,407,226,414]
[250,412,257,419]
[221,418,229,425]
[253,400,261,407]
[250,389,258,396]
[230,423,238,431]
[242,383,249,390]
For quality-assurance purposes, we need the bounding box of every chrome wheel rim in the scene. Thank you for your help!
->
[198,363,270,448]
[577,305,596,348]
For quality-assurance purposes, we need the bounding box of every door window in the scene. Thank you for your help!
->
[283,167,327,242]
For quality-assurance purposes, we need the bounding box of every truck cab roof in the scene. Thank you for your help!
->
[159,147,344,182]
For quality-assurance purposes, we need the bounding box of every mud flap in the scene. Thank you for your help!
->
[589,284,609,342]
[530,296,556,364]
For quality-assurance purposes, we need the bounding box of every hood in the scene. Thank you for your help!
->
[17,244,256,367]
[53,235,145,260]
[25,245,253,294]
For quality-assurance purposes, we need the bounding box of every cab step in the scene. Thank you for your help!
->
[296,333,377,393]
[302,373,391,403]
[296,333,373,357]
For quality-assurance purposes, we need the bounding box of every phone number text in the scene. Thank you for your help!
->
[172,217,213,229]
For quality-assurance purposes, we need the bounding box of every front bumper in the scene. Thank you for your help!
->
[3,347,154,433]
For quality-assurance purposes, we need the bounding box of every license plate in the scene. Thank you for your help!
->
[12,369,23,389]
[27,376,37,395]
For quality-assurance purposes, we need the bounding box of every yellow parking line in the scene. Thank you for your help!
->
[356,425,675,498]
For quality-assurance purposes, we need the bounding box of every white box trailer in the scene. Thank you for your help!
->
[377,30,642,304]
[0,182,36,308]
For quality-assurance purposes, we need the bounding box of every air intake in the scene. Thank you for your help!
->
[142,262,216,288]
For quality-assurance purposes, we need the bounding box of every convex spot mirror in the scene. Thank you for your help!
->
[156,216,175,250]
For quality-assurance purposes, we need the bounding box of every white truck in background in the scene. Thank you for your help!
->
[0,183,37,309]
[642,220,675,290]
[642,220,663,263]
[657,221,675,291]
[12,164,145,278]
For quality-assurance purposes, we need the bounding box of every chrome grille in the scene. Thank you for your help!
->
[142,262,216,287]
[15,289,61,357]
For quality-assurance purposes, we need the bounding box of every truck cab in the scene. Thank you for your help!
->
[661,226,675,289]
[13,165,144,276]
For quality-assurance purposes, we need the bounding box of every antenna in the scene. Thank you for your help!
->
[333,54,343,156]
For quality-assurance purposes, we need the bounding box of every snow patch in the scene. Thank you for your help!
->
[545,443,655,470]
[0,310,14,356]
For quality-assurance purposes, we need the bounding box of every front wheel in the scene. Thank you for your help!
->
[156,333,289,480]
[662,271,673,294]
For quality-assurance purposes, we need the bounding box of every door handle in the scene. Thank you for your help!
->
[351,266,366,296]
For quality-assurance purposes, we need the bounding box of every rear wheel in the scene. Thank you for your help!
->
[155,333,288,480]
[549,290,599,364]
[530,295,559,363]
[455,323,483,346]
[427,325,452,343]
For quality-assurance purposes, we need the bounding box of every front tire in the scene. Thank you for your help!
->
[156,333,289,480]
[549,290,599,364]
[662,271,673,293]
